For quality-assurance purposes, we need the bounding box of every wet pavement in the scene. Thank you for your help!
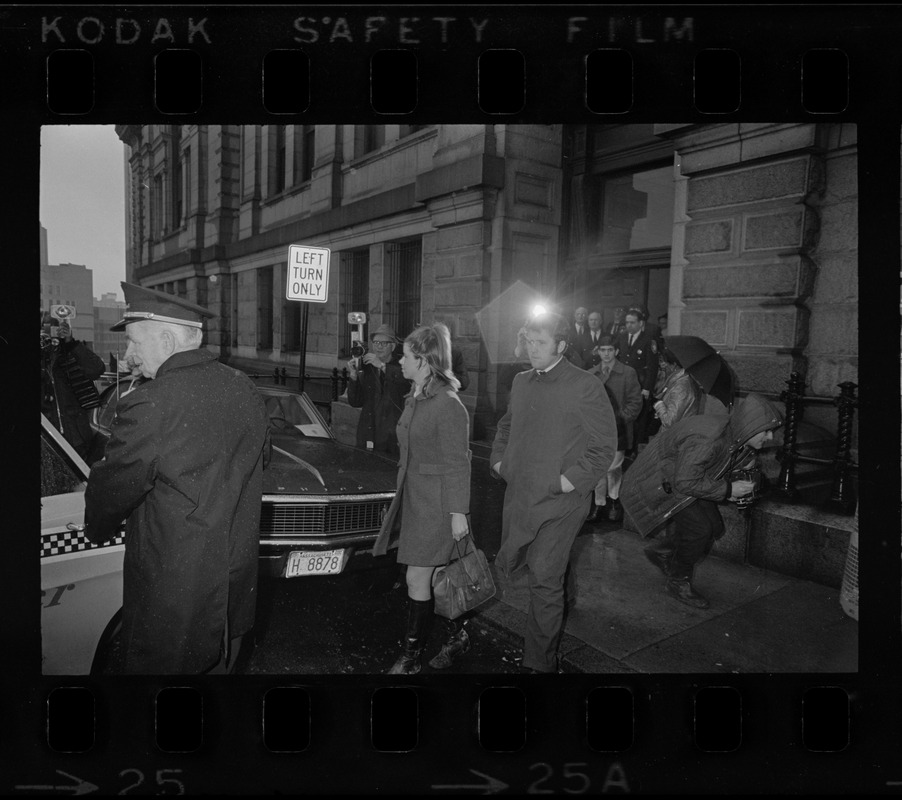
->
[474,522,859,674]
[239,435,858,677]
[243,566,530,675]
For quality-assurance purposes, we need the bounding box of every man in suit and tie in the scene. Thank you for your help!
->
[582,310,605,367]
[616,307,659,453]
[568,307,594,368]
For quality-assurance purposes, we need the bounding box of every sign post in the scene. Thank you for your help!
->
[286,245,331,393]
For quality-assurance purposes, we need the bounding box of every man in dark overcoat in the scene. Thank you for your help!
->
[491,312,617,673]
[84,283,270,674]
[615,307,660,451]
[347,324,410,458]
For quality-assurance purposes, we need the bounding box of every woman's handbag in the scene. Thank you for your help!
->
[432,532,496,620]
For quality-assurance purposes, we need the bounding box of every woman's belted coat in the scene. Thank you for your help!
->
[372,379,471,565]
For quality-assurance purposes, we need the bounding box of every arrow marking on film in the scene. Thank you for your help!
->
[432,769,508,794]
[15,770,99,795]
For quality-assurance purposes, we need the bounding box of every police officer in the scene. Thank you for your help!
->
[85,283,270,674]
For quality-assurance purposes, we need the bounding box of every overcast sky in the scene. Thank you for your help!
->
[40,124,127,301]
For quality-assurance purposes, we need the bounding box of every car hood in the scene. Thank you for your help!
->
[264,434,398,496]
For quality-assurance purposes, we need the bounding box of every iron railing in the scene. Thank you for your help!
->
[775,371,858,515]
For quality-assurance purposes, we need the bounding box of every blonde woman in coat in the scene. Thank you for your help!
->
[372,323,471,674]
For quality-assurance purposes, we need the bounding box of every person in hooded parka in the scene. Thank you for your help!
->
[620,393,783,609]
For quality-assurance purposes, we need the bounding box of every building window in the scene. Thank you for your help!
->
[338,249,370,358]
[230,273,239,348]
[598,164,675,254]
[176,279,187,298]
[183,147,191,223]
[171,127,183,229]
[269,126,287,196]
[355,125,385,158]
[292,124,315,185]
[152,174,164,240]
[385,239,422,339]
[282,299,302,353]
[280,262,304,353]
[257,267,274,350]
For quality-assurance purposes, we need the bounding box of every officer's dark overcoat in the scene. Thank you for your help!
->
[85,350,270,674]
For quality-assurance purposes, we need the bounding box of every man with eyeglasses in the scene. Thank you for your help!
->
[347,324,411,459]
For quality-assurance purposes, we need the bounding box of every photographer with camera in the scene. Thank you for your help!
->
[346,324,411,459]
[41,312,105,461]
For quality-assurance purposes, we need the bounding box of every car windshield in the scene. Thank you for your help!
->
[92,379,332,440]
[262,392,331,439]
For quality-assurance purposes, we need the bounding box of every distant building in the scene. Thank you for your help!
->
[93,293,127,370]
[40,260,96,347]
[39,224,49,268]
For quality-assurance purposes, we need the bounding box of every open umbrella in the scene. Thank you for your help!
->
[663,335,736,409]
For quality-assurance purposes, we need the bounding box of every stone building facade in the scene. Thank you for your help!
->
[563,122,858,445]
[115,122,858,447]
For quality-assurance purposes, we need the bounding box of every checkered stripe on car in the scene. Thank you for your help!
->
[42,530,124,558]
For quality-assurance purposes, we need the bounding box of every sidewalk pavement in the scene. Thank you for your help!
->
[472,521,859,674]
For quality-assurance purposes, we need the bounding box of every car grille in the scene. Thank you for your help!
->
[261,499,391,537]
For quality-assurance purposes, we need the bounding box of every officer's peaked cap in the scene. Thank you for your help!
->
[111,282,215,332]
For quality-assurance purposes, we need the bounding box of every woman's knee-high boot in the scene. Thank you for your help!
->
[388,598,434,675]
[427,616,471,670]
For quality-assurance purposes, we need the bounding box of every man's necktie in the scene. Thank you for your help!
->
[602,366,610,381]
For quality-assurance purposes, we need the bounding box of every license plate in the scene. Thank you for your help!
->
[285,549,346,578]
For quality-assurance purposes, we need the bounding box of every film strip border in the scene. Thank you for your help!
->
[5,3,901,796]
[18,678,880,794]
[41,530,124,559]
[0,6,895,121]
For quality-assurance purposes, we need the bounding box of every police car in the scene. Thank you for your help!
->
[41,413,123,675]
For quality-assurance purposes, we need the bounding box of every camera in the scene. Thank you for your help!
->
[729,467,765,509]
[347,311,367,360]
[41,316,60,353]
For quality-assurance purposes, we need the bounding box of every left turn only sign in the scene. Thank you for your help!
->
[286,245,331,303]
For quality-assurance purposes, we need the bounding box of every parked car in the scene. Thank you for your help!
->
[41,413,124,675]
[88,378,401,580]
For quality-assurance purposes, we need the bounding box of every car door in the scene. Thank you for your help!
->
[41,414,124,675]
